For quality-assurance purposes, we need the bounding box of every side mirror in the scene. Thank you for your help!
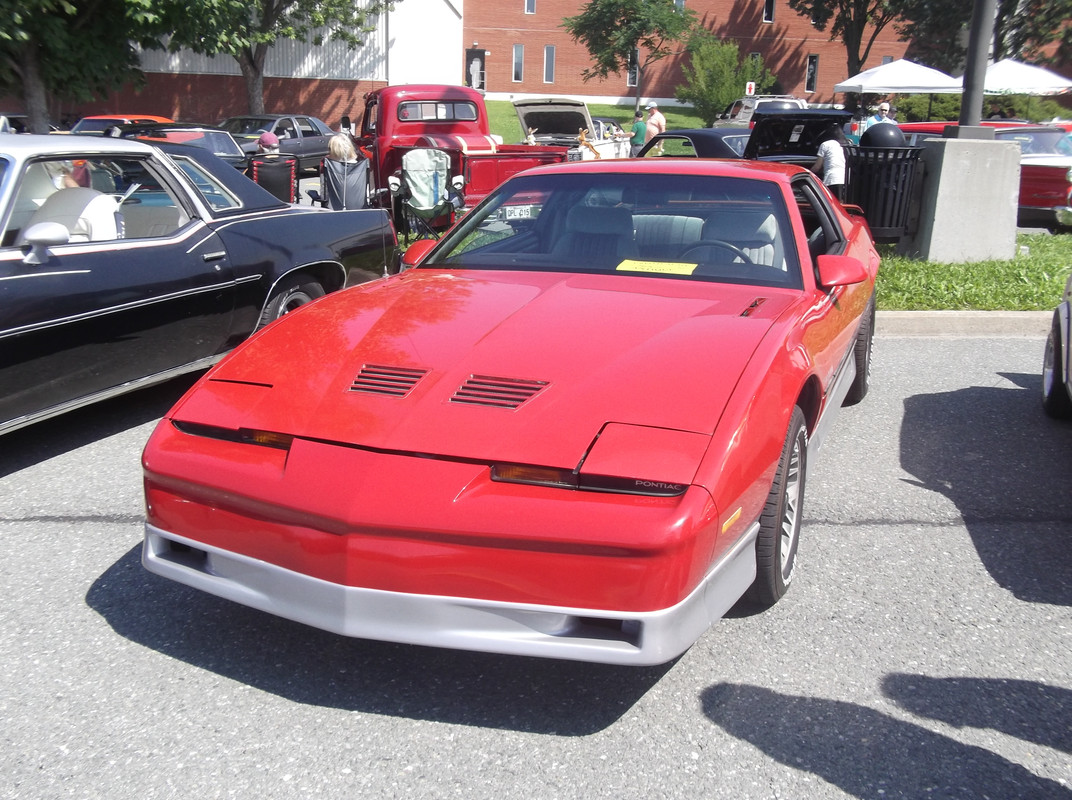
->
[401,238,437,269]
[21,221,70,265]
[816,254,868,288]
[451,175,465,192]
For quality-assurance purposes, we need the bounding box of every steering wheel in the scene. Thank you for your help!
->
[680,240,754,264]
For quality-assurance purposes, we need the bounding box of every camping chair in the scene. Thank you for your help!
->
[391,148,459,238]
[249,154,298,203]
[316,158,370,210]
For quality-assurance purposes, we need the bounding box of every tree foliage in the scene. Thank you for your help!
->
[562,0,697,109]
[786,0,900,78]
[675,36,777,126]
[164,0,396,114]
[0,0,162,132]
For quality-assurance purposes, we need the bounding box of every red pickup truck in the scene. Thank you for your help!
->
[353,84,569,218]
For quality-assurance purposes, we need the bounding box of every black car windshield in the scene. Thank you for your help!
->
[424,172,802,289]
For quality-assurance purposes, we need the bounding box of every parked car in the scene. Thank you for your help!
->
[0,135,398,436]
[69,114,173,135]
[720,95,809,124]
[218,114,334,173]
[116,122,248,170]
[0,113,62,134]
[1043,272,1072,418]
[638,109,853,170]
[512,97,631,159]
[899,121,1072,231]
[141,157,879,666]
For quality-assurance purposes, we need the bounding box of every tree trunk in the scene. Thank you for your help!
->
[237,45,267,115]
[21,42,51,134]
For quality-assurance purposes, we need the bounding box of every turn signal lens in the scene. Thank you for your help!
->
[491,464,577,489]
[239,429,294,450]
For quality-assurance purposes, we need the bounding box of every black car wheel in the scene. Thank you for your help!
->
[746,406,807,608]
[1042,313,1072,419]
[844,296,875,406]
[258,273,326,327]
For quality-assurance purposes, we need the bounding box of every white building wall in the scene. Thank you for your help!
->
[137,0,463,85]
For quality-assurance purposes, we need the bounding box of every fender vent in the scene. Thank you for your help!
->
[451,375,548,409]
[350,365,428,397]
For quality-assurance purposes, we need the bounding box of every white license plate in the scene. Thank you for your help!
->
[504,205,533,219]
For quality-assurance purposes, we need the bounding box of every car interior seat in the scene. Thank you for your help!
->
[17,187,120,244]
[698,210,783,268]
[551,205,638,266]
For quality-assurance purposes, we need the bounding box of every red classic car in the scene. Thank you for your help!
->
[898,121,1072,230]
[142,159,879,665]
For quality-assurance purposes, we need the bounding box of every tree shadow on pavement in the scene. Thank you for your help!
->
[899,371,1072,605]
[702,682,1071,799]
[86,546,672,736]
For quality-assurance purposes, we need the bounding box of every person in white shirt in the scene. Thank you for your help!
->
[812,124,848,201]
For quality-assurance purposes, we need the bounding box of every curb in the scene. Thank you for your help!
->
[877,310,1051,337]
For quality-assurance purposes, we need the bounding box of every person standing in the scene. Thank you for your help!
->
[629,110,646,156]
[812,124,847,202]
[645,102,666,142]
[870,102,893,125]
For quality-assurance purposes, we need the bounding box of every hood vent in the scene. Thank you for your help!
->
[350,364,428,397]
[451,375,549,410]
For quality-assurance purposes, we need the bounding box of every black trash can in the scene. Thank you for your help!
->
[844,126,922,243]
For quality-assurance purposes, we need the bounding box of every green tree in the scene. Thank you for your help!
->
[785,0,900,78]
[675,36,776,126]
[0,0,162,133]
[164,0,397,114]
[562,0,697,111]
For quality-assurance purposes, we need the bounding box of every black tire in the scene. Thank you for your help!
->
[844,296,875,406]
[1042,313,1072,419]
[258,273,326,328]
[746,406,807,608]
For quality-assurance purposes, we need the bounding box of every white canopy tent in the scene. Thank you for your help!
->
[833,59,963,94]
[981,59,1072,95]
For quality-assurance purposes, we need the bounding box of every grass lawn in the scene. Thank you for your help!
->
[486,100,1070,312]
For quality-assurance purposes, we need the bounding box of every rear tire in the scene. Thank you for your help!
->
[258,273,325,328]
[1042,314,1072,419]
[844,296,874,406]
[745,406,808,608]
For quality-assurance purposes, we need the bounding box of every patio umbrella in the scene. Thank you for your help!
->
[833,59,963,94]
[982,59,1072,95]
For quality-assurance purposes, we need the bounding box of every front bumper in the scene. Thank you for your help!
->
[143,521,758,666]
[1055,205,1072,228]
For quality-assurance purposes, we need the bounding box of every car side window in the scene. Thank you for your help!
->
[169,155,242,212]
[2,155,190,247]
[296,117,317,138]
[274,119,297,140]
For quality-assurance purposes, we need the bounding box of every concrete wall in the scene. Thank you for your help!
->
[898,138,1020,263]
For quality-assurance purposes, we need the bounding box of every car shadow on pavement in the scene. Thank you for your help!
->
[899,371,1072,606]
[0,375,199,479]
[86,546,673,735]
[882,673,1071,754]
[702,683,1070,798]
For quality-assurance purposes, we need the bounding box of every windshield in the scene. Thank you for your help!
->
[423,171,802,289]
[995,128,1072,155]
[220,117,276,136]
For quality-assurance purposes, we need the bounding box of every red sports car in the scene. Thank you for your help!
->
[142,159,880,665]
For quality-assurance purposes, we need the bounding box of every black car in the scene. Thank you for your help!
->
[218,114,335,173]
[0,135,397,435]
[116,122,249,170]
[638,109,853,168]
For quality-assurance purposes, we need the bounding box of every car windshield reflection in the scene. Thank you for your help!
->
[425,172,802,289]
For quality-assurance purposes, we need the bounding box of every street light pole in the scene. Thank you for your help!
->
[959,0,997,126]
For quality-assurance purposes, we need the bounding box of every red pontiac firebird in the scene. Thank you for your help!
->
[142,159,880,665]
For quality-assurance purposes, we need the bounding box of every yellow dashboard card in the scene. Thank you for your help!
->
[616,259,698,275]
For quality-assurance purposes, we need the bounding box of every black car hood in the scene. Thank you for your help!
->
[744,109,852,160]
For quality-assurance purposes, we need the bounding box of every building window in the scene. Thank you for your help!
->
[675,0,685,9]
[627,48,638,87]
[806,55,818,93]
[882,55,893,64]
[544,45,555,83]
[525,0,535,13]
[513,44,524,82]
[763,0,774,23]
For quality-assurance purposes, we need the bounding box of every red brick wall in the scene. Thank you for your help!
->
[465,0,909,104]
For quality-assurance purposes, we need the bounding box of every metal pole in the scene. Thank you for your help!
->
[959,0,997,126]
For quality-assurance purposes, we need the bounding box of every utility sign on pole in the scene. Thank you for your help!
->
[745,81,756,96]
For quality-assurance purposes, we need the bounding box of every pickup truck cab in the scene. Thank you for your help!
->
[355,84,569,213]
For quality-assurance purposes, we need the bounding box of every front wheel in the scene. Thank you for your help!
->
[258,273,326,328]
[745,406,808,608]
[1042,313,1072,419]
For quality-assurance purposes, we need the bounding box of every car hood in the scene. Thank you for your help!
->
[744,109,853,159]
[176,270,795,469]
[513,98,602,144]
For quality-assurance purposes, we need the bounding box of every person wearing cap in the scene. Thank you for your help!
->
[247,130,298,202]
[644,101,666,143]
[869,102,893,125]
[629,110,647,157]
[256,131,280,153]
